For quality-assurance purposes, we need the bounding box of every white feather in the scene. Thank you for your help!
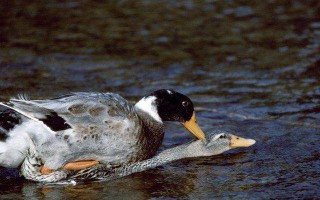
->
[167,90,173,94]
[0,102,55,134]
[17,93,30,101]
[134,96,162,123]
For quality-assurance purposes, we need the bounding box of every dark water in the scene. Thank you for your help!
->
[0,0,319,199]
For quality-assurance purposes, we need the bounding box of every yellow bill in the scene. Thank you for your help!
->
[182,112,206,141]
[229,134,256,148]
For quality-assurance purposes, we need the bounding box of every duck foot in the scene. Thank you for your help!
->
[41,160,100,175]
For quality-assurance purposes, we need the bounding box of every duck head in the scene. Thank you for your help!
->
[207,132,256,150]
[135,89,206,140]
[186,132,256,157]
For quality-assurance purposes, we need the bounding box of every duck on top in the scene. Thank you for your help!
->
[0,89,205,174]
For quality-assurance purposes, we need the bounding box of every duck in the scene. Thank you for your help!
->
[20,132,256,183]
[0,89,206,174]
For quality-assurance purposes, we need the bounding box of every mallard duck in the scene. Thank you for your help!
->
[0,89,205,174]
[21,132,256,183]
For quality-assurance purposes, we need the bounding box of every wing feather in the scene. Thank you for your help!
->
[8,92,135,133]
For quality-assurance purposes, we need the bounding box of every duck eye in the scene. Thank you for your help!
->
[182,101,189,107]
[219,134,226,139]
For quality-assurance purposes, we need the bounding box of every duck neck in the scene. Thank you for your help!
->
[84,142,192,181]
[117,144,188,177]
[133,98,165,160]
[134,108,164,157]
[134,97,164,144]
[118,140,207,176]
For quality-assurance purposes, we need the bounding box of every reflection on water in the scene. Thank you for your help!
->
[0,0,319,199]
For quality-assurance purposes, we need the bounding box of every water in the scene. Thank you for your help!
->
[0,0,319,198]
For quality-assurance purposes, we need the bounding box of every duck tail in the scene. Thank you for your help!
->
[0,102,38,122]
[0,104,24,141]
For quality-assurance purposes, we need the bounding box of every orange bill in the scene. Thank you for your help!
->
[182,112,206,141]
[229,134,256,148]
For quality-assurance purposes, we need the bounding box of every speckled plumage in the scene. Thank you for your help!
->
[1,92,164,170]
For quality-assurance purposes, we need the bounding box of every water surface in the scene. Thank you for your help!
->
[0,0,319,199]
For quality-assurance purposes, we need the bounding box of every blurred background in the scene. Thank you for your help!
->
[0,0,319,199]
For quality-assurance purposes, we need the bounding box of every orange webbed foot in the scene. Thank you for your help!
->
[40,160,99,175]
[40,166,55,175]
[62,160,100,171]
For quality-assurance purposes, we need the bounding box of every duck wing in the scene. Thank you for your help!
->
[8,92,134,133]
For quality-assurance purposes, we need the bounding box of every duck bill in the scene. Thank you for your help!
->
[182,112,206,141]
[229,134,256,149]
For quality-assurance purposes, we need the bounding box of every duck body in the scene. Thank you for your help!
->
[20,132,256,183]
[0,89,205,171]
[1,92,163,170]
